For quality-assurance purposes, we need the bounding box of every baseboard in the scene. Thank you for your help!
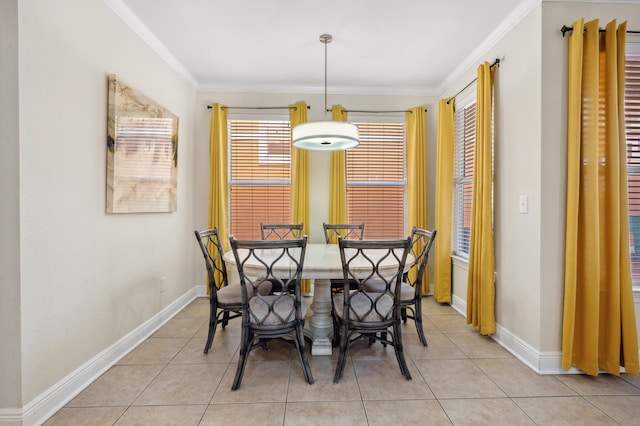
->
[13,286,202,426]
[0,409,21,425]
[450,292,466,317]
[491,323,583,375]
[447,293,585,375]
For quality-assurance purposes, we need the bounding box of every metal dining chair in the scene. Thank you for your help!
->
[194,228,272,354]
[322,222,365,296]
[259,223,304,240]
[229,235,314,390]
[322,222,365,244]
[332,236,412,383]
[363,227,437,346]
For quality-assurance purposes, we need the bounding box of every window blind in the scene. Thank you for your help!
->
[229,119,291,239]
[626,54,640,282]
[346,121,405,239]
[453,101,476,257]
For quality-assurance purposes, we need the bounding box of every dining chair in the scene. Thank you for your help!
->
[322,222,366,297]
[322,222,365,244]
[364,227,437,346]
[194,228,272,354]
[259,223,306,294]
[259,223,304,240]
[332,236,412,383]
[229,235,314,390]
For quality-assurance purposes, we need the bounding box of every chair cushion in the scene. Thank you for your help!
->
[248,294,307,325]
[362,279,415,302]
[216,281,272,305]
[333,292,393,322]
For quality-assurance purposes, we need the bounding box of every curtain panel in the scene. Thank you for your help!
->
[466,62,496,335]
[329,106,348,224]
[562,18,639,376]
[290,102,311,293]
[208,103,229,294]
[406,106,429,293]
[434,99,454,303]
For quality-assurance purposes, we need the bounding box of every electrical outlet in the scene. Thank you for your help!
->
[159,276,166,293]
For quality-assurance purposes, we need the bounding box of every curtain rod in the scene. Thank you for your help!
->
[206,105,310,110]
[560,25,640,37]
[324,108,427,114]
[445,58,500,105]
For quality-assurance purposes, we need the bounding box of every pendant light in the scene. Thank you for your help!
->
[292,34,359,151]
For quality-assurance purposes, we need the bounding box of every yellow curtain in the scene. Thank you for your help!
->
[208,103,229,293]
[290,102,311,293]
[406,106,429,293]
[562,18,639,376]
[434,99,454,303]
[329,105,348,225]
[466,62,496,335]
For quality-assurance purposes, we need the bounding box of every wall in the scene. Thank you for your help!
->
[17,0,196,407]
[446,0,640,373]
[539,0,640,355]
[446,4,544,354]
[492,3,544,355]
[0,0,23,415]
[11,1,640,420]
[192,91,438,254]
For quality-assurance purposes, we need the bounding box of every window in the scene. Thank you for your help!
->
[228,118,291,239]
[346,120,406,239]
[453,97,476,258]
[626,45,640,283]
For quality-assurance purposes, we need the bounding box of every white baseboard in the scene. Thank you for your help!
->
[491,323,583,375]
[10,286,204,426]
[450,292,466,317]
[0,409,21,425]
[447,292,584,375]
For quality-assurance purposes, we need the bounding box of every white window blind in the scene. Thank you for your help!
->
[346,121,406,239]
[626,51,640,283]
[453,99,476,257]
[228,119,291,240]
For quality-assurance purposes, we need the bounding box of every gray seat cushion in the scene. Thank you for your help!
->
[362,279,414,302]
[217,280,272,305]
[333,292,393,322]
[248,294,307,325]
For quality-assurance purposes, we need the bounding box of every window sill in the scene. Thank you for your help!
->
[451,255,469,268]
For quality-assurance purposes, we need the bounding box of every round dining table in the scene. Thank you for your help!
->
[223,243,411,356]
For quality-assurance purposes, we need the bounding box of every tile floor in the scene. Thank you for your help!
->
[44,297,640,425]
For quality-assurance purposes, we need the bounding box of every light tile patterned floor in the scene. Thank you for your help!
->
[44,297,640,425]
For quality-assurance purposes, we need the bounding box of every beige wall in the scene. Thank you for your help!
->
[192,92,438,243]
[539,0,640,353]
[446,4,544,350]
[0,0,23,411]
[446,1,640,371]
[7,0,640,420]
[15,0,197,406]
[192,92,437,294]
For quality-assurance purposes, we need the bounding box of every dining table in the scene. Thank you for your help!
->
[223,242,412,356]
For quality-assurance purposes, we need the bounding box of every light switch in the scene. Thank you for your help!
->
[519,195,528,214]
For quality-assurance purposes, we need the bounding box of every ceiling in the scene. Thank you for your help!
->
[118,0,536,96]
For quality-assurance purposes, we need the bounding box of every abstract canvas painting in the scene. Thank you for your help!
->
[106,74,178,213]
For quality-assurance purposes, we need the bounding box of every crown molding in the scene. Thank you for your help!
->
[437,0,541,96]
[103,0,198,89]
[196,82,439,97]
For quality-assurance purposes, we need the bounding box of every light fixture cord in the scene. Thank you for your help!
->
[324,38,328,112]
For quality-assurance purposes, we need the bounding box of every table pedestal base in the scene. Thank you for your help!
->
[304,279,333,356]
